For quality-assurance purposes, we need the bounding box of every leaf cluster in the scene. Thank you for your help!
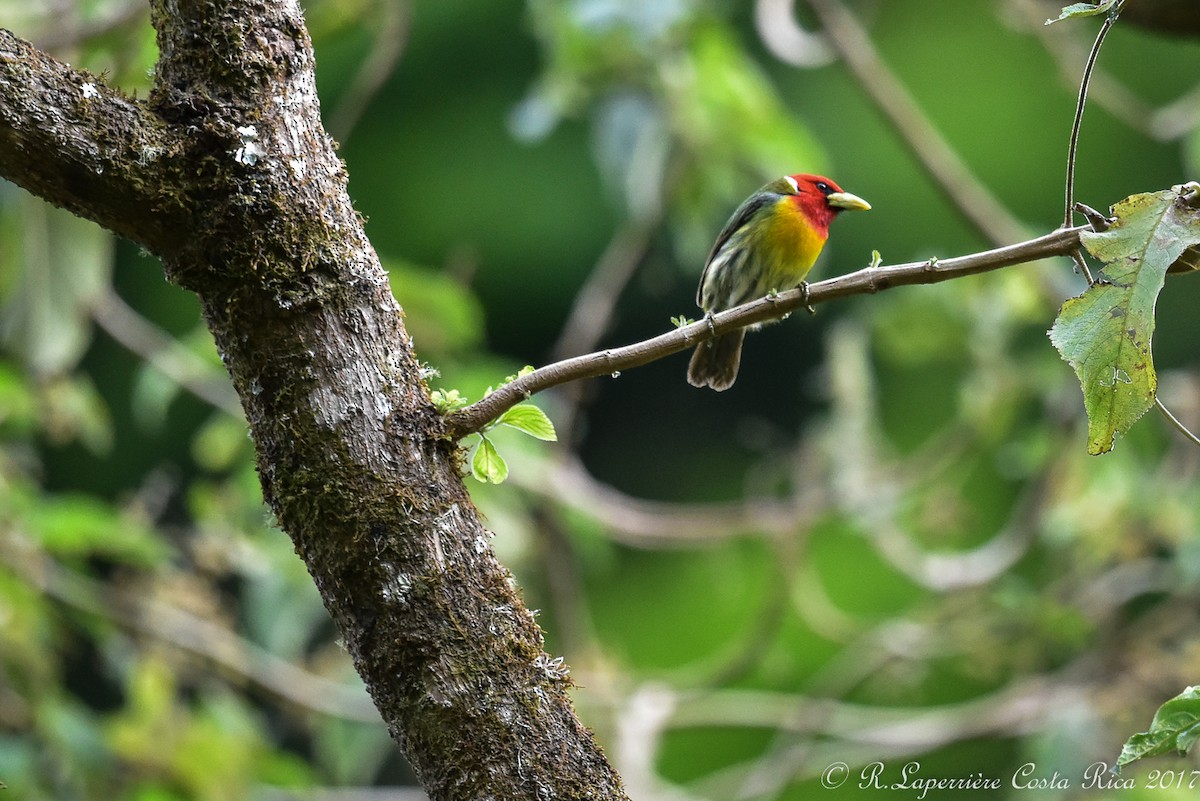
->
[433,368,557,484]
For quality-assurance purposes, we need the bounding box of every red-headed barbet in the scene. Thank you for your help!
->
[687,174,870,391]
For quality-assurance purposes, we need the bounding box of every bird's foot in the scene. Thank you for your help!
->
[800,281,815,315]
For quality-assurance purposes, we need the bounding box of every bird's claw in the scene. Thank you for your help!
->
[800,281,815,315]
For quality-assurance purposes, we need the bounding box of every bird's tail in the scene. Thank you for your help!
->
[687,330,746,391]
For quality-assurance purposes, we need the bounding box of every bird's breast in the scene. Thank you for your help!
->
[756,197,828,282]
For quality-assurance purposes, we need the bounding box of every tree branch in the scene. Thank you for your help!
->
[90,288,244,417]
[445,225,1088,439]
[0,29,187,255]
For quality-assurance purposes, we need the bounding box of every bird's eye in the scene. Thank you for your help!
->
[815,182,831,194]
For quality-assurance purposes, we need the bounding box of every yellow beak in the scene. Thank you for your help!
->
[827,191,871,212]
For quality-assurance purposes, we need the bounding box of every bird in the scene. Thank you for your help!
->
[686,173,870,391]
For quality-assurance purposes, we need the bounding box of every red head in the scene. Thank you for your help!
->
[775,173,871,238]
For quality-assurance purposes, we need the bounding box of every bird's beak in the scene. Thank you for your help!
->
[827,191,871,212]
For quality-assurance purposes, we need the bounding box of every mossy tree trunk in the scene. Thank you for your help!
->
[0,2,626,798]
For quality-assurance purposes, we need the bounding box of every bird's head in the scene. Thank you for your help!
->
[770,173,871,237]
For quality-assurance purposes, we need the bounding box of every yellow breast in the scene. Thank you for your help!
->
[756,197,828,288]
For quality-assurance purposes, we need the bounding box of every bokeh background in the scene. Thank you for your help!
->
[2,0,1200,798]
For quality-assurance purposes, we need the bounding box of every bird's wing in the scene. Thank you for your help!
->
[696,192,777,307]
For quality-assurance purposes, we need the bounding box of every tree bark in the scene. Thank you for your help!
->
[0,3,627,798]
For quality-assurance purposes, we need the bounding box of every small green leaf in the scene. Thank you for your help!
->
[1049,185,1200,454]
[471,435,508,484]
[496,404,557,441]
[430,388,468,413]
[1045,0,1119,25]
[1116,686,1200,770]
[497,366,536,388]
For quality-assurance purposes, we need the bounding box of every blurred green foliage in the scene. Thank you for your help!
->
[2,0,1200,799]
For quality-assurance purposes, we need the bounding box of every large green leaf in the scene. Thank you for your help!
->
[1117,686,1200,770]
[1048,184,1200,454]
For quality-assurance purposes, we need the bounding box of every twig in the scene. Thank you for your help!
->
[625,673,1067,799]
[1155,397,1200,448]
[444,226,1087,438]
[1068,247,1095,285]
[552,222,656,363]
[550,220,657,443]
[5,547,380,722]
[507,453,814,546]
[1063,0,1125,228]
[90,288,243,417]
[325,0,411,143]
[1014,0,1200,141]
[803,0,1029,247]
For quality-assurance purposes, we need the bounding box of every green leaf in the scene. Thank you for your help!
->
[1045,0,1119,25]
[429,388,468,414]
[496,404,557,441]
[1048,185,1200,454]
[470,436,508,484]
[1116,686,1200,770]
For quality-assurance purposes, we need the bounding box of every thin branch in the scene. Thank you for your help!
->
[1068,248,1095,286]
[618,673,1068,800]
[90,288,244,417]
[5,546,379,722]
[1155,397,1200,448]
[507,453,815,546]
[550,220,657,443]
[325,0,410,143]
[0,29,187,256]
[802,0,1029,247]
[445,226,1087,438]
[1063,1,1125,228]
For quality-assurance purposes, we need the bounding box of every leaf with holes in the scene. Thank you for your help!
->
[1049,184,1200,454]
